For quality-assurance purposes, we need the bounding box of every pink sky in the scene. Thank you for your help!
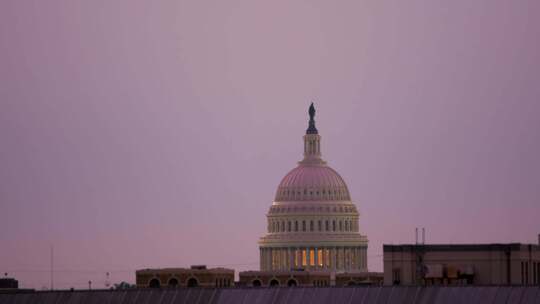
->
[1,0,540,289]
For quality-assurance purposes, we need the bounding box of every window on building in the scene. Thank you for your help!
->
[325,220,329,231]
[288,221,291,232]
[525,262,529,284]
[295,221,298,232]
[310,220,314,231]
[281,221,284,232]
[310,249,315,266]
[318,249,323,266]
[302,221,306,232]
[345,221,349,231]
[339,221,343,231]
[302,250,307,266]
[318,220,322,231]
[392,269,401,285]
[522,262,524,284]
[533,262,537,285]
[537,262,540,285]
[333,220,336,231]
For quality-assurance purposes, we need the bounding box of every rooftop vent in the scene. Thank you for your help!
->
[191,265,207,270]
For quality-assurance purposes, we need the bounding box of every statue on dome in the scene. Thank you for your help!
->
[309,102,316,120]
[306,102,318,134]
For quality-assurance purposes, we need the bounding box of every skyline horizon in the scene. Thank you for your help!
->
[2,0,540,289]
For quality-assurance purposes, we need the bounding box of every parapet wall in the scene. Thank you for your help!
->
[1,286,539,304]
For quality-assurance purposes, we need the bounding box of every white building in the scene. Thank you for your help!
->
[259,104,368,272]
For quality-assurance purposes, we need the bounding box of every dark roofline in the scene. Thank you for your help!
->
[383,243,540,252]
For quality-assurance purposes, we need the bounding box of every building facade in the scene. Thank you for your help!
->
[135,266,234,288]
[384,242,540,286]
[335,272,384,286]
[239,270,331,287]
[259,104,368,272]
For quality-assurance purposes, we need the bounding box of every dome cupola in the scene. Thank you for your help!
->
[274,103,351,202]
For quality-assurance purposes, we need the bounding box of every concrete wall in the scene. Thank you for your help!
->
[1,286,540,304]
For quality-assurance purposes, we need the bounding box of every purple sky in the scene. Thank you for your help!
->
[1,0,540,289]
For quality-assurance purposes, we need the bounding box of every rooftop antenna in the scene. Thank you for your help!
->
[50,245,54,290]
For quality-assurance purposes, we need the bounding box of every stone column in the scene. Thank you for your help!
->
[346,247,350,270]
[360,247,365,270]
[354,247,359,270]
[339,247,344,270]
[288,248,292,270]
[284,248,287,270]
[270,248,275,270]
[332,247,337,270]
[314,247,318,268]
[321,247,326,268]
[262,248,267,270]
[306,247,310,268]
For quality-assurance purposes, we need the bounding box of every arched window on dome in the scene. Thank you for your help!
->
[302,221,306,232]
[271,222,275,232]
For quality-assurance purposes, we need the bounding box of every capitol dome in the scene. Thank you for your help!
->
[259,103,368,274]
[275,165,351,202]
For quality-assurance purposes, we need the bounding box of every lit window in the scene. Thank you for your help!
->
[318,250,323,266]
[302,250,307,266]
[310,249,315,266]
